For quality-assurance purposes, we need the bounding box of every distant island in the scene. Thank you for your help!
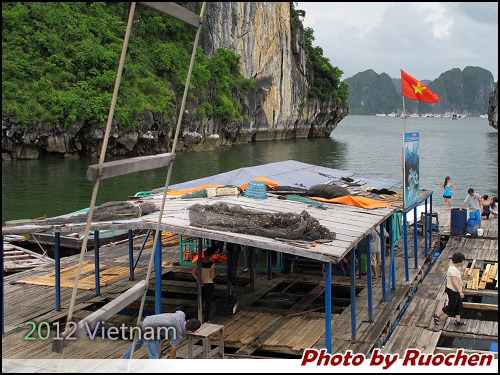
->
[344,67,495,116]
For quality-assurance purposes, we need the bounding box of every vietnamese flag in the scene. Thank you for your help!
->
[401,70,439,103]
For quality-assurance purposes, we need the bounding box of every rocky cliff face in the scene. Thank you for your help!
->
[2,2,348,161]
[487,81,498,129]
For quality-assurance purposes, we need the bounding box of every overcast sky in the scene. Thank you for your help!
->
[296,2,498,81]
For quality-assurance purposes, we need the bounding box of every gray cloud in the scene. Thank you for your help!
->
[297,2,498,81]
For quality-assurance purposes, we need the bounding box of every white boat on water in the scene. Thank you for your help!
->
[434,114,442,118]
[375,113,387,116]
[410,113,419,117]
[387,112,397,117]
[479,114,488,118]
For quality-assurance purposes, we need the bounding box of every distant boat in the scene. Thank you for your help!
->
[401,114,407,119]
[375,113,387,117]
[434,114,442,118]
[479,114,488,118]
[410,114,419,117]
[387,112,397,117]
[451,114,458,120]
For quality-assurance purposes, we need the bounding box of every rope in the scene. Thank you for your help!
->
[58,2,137,365]
[127,3,206,367]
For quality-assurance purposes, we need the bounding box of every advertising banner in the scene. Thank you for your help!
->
[404,132,419,209]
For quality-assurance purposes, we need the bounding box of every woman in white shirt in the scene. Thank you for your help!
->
[434,252,466,327]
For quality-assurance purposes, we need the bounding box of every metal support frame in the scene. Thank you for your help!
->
[325,262,332,353]
[2,238,4,333]
[403,214,409,282]
[55,232,61,311]
[197,237,203,322]
[128,230,134,281]
[429,195,433,251]
[154,231,162,315]
[386,218,396,302]
[267,250,272,280]
[366,234,373,322]
[413,208,418,269]
[357,245,362,279]
[380,223,387,301]
[94,231,100,296]
[349,247,356,342]
[424,200,428,257]
[133,229,151,271]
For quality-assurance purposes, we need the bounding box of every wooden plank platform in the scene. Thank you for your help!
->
[4,207,474,361]
[382,208,498,357]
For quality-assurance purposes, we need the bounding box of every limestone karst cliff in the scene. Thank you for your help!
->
[2,2,348,160]
[487,81,498,130]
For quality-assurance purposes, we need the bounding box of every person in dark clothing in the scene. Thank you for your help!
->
[481,195,491,220]
[191,246,217,323]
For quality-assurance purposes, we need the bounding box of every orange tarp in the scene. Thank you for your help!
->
[239,177,279,190]
[309,195,391,209]
[166,184,224,197]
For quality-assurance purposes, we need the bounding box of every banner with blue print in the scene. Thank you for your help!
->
[404,132,419,209]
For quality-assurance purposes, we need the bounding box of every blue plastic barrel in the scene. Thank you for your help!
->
[450,208,467,235]
[489,342,498,352]
[466,218,479,235]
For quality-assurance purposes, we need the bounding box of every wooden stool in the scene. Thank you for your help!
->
[186,323,224,359]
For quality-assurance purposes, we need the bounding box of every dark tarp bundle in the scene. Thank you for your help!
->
[188,202,335,241]
[305,184,349,199]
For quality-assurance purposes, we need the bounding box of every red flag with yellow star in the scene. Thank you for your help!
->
[401,70,439,103]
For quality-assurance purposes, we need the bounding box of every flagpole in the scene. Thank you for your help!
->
[402,96,406,211]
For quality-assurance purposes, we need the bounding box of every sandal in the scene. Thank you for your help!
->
[433,314,440,325]
[454,320,466,326]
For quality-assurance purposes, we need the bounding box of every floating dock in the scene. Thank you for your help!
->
[3,206,496,365]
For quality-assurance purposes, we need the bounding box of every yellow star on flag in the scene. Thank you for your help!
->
[411,82,427,95]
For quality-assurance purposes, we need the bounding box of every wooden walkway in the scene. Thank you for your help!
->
[382,208,498,357]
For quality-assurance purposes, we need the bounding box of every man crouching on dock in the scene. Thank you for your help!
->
[118,311,201,368]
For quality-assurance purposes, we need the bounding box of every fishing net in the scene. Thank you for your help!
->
[285,194,328,210]
[188,202,335,241]
[33,201,158,225]
[181,189,207,199]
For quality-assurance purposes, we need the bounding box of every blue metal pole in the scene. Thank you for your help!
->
[357,244,362,279]
[155,231,162,315]
[55,232,61,311]
[350,248,356,342]
[366,234,373,322]
[390,217,396,290]
[128,230,134,281]
[429,194,433,251]
[380,222,387,301]
[413,208,418,269]
[424,199,428,257]
[2,237,4,333]
[133,229,151,270]
[267,250,272,280]
[403,214,409,282]
[94,231,100,296]
[386,217,394,301]
[227,246,232,299]
[325,262,332,354]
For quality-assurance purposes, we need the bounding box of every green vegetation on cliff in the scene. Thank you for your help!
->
[2,2,247,129]
[3,2,347,130]
[290,3,349,104]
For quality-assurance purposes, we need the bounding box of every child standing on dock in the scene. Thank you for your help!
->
[480,195,491,220]
[192,246,217,323]
[434,252,466,327]
[440,176,455,210]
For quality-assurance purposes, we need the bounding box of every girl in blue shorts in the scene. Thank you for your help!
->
[440,176,455,210]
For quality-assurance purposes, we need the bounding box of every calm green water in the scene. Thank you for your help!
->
[2,116,497,225]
